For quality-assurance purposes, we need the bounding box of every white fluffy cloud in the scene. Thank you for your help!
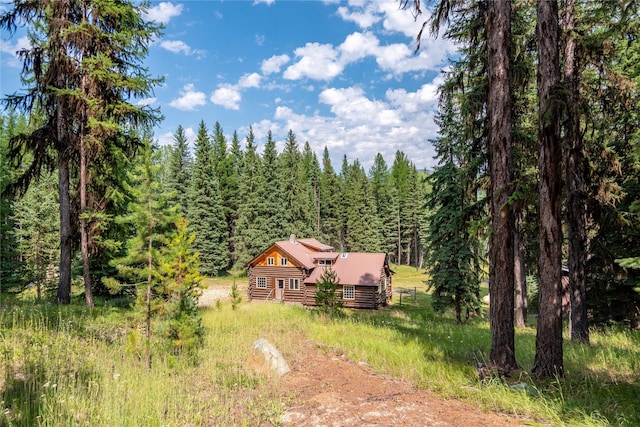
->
[337,4,381,29]
[160,40,188,54]
[238,72,262,88]
[253,80,440,170]
[210,85,242,110]
[143,2,183,24]
[210,72,264,110]
[261,54,290,75]
[282,28,451,81]
[283,42,343,81]
[168,84,206,110]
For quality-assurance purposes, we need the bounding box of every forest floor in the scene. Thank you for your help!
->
[199,288,535,426]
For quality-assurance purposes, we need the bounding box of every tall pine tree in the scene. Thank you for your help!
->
[167,125,192,216]
[188,121,228,276]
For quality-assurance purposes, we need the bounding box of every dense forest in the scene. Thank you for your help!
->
[1,0,639,381]
[1,114,428,285]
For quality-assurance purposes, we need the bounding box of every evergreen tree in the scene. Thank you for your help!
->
[369,153,397,259]
[0,112,25,294]
[233,127,267,268]
[318,147,342,249]
[167,125,192,216]
[1,0,162,304]
[533,0,564,378]
[582,0,640,329]
[158,217,205,355]
[343,160,383,252]
[391,151,420,265]
[13,173,59,300]
[426,162,480,323]
[106,139,179,369]
[188,121,228,276]
[226,130,243,266]
[315,267,343,317]
[259,130,287,242]
[302,141,322,236]
[562,0,588,343]
[338,155,351,251]
[278,129,314,237]
[212,122,236,263]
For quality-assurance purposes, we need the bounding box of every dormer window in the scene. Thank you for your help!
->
[318,259,332,266]
[280,257,288,266]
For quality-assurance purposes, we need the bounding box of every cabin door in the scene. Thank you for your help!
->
[276,279,285,300]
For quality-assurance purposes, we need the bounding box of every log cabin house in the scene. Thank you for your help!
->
[247,235,392,309]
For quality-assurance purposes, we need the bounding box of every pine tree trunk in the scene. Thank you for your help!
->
[57,144,72,305]
[487,0,518,373]
[397,209,401,265]
[533,0,564,378]
[80,140,94,308]
[514,208,527,328]
[563,0,589,344]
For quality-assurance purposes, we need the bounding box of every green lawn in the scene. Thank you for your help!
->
[1,267,638,426]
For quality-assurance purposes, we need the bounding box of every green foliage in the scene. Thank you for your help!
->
[188,121,229,276]
[158,218,205,356]
[426,162,481,323]
[12,172,59,299]
[232,127,271,269]
[0,112,27,293]
[314,267,344,317]
[255,131,287,242]
[167,125,192,216]
[278,129,315,237]
[318,147,342,249]
[369,153,398,258]
[230,281,242,310]
[106,139,207,361]
[343,160,383,252]
[390,151,426,266]
[616,257,640,269]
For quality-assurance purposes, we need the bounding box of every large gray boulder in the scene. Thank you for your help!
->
[247,338,290,378]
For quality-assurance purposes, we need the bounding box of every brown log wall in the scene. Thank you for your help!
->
[304,284,380,309]
[249,266,392,309]
[248,266,307,303]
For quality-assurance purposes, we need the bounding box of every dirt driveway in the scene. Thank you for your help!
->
[279,341,532,427]
[199,287,534,426]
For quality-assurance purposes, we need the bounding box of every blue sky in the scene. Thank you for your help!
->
[1,0,455,170]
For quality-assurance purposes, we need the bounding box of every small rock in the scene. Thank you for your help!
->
[247,338,290,378]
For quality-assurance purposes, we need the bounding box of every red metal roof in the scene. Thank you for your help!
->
[305,252,387,287]
[296,238,334,252]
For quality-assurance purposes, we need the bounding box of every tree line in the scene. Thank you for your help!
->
[160,123,428,274]
[1,113,428,293]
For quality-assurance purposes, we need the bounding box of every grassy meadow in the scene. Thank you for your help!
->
[1,265,638,426]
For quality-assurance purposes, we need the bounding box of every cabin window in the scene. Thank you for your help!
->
[267,257,275,265]
[318,259,332,266]
[257,277,267,288]
[343,285,355,300]
[289,278,300,290]
[280,257,288,266]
